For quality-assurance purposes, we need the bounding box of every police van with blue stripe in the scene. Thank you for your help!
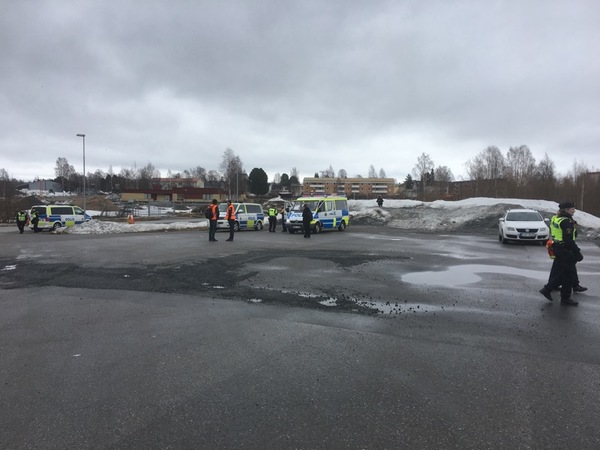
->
[285,196,349,234]
[216,202,265,231]
[29,204,92,231]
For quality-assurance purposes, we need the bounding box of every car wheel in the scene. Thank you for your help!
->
[255,221,263,231]
[499,232,507,244]
[338,221,346,231]
[52,222,62,231]
[313,222,322,234]
[288,229,296,234]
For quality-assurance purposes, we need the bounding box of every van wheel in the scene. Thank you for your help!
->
[288,229,296,234]
[52,222,62,231]
[255,221,263,231]
[338,221,346,231]
[313,222,322,234]
[234,221,240,232]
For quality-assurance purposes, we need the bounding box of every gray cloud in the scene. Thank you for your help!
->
[2,0,599,182]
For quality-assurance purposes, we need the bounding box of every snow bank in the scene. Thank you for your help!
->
[57,198,600,236]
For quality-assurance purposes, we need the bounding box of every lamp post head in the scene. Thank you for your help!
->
[76,134,85,138]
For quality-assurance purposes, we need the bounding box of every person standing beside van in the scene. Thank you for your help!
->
[208,199,219,242]
[16,210,28,234]
[302,203,313,238]
[30,209,40,232]
[268,207,277,232]
[280,206,287,232]
[225,200,236,241]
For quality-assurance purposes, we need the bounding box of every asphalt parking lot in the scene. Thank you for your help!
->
[1,225,599,449]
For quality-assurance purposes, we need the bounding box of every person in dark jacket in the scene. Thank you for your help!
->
[302,203,313,238]
[16,210,28,234]
[208,199,219,242]
[30,209,40,232]
[225,200,236,241]
[539,201,582,306]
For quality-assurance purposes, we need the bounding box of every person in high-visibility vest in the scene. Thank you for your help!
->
[225,200,236,241]
[539,201,583,306]
[268,207,277,232]
[16,210,28,234]
[208,199,219,242]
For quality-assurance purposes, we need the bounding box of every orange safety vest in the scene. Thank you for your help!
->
[226,204,236,220]
[210,204,219,220]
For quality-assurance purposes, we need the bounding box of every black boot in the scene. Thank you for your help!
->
[560,297,578,306]
[573,285,588,293]
[539,287,553,302]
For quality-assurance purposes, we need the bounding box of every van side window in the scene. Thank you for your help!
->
[74,207,84,214]
[51,206,74,215]
[236,205,246,214]
[335,200,348,210]
[247,204,261,214]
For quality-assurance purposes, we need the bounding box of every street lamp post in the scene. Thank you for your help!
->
[76,134,86,216]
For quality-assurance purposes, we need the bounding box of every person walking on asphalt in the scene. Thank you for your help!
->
[302,203,313,238]
[208,199,219,242]
[539,201,582,306]
[16,210,28,234]
[225,200,236,241]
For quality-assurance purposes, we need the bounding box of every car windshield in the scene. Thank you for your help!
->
[506,211,542,221]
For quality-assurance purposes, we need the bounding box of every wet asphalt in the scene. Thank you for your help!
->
[1,225,599,449]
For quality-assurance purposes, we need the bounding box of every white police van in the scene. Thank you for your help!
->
[29,204,91,231]
[216,202,265,231]
[285,196,349,234]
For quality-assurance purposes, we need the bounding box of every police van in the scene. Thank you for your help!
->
[285,196,349,234]
[29,204,92,231]
[216,202,265,231]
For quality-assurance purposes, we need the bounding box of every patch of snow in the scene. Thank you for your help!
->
[51,198,599,235]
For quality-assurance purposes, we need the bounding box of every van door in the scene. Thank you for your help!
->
[236,204,248,229]
[73,206,86,224]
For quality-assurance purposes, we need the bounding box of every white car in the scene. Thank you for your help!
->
[498,209,549,245]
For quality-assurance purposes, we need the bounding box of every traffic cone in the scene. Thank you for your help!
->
[127,214,135,224]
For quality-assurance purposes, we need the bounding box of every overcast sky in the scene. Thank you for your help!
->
[2,0,599,183]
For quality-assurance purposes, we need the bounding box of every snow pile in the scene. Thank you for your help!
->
[57,198,600,237]
[58,219,207,234]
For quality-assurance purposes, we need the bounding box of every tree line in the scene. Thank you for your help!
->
[1,144,599,219]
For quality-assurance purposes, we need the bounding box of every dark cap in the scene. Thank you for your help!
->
[558,201,575,209]
[212,199,218,204]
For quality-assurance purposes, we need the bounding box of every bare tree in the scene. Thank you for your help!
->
[506,145,536,187]
[337,169,347,178]
[138,162,161,189]
[320,165,335,178]
[378,168,386,178]
[55,157,75,191]
[206,170,220,183]
[290,167,299,180]
[220,148,244,198]
[183,165,207,181]
[368,165,377,178]
[412,153,434,200]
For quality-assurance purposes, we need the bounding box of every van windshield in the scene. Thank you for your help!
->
[291,201,320,212]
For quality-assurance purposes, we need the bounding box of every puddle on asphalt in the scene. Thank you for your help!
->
[402,264,548,287]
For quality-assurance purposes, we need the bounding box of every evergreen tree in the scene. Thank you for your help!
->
[248,168,269,195]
